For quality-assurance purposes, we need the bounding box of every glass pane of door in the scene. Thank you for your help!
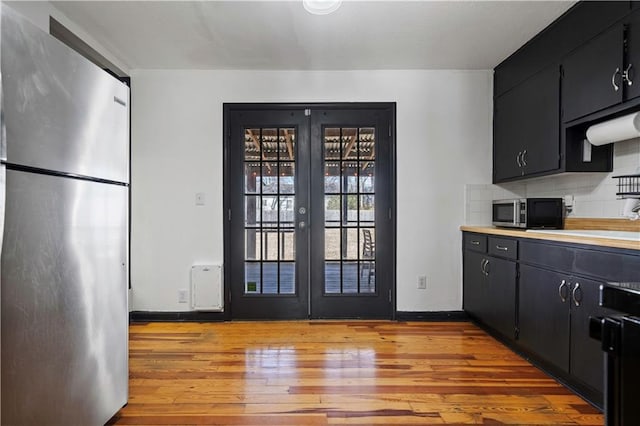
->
[323,127,376,294]
[243,127,297,295]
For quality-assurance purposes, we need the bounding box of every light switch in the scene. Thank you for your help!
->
[196,192,206,206]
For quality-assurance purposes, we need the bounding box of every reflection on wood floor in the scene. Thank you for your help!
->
[110,321,602,425]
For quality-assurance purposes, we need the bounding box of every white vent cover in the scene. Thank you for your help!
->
[190,265,223,311]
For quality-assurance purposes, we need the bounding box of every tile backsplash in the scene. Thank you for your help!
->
[465,138,640,225]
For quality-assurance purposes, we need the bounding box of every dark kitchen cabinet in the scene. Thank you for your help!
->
[493,66,560,182]
[519,265,609,395]
[483,256,517,339]
[463,233,488,320]
[563,9,640,122]
[493,1,632,183]
[495,1,632,97]
[519,264,570,372]
[570,277,612,393]
[516,238,633,401]
[462,231,640,407]
[463,250,487,320]
[625,9,640,100]
[563,24,625,122]
[463,234,517,340]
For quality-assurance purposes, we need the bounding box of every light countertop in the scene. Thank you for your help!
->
[460,226,640,252]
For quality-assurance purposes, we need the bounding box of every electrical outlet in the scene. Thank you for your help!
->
[564,195,574,208]
[178,289,189,303]
[417,275,427,290]
[195,192,206,206]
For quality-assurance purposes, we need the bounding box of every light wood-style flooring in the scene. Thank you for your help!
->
[110,321,603,425]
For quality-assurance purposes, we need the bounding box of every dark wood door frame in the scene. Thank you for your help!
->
[223,102,397,320]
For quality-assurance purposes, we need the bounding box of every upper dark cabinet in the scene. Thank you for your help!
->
[492,1,632,183]
[495,1,632,97]
[563,8,640,122]
[625,9,640,100]
[563,25,625,122]
[494,65,560,182]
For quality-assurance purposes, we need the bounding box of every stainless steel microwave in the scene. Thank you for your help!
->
[492,198,564,229]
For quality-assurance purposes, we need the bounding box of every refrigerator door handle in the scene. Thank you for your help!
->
[0,69,6,162]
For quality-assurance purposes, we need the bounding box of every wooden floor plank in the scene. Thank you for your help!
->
[111,321,603,425]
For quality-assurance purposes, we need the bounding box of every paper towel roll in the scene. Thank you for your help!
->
[622,198,640,220]
[586,112,640,146]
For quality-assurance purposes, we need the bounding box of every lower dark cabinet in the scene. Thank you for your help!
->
[569,277,613,393]
[484,256,517,339]
[519,265,610,395]
[519,265,570,371]
[463,250,486,320]
[463,249,517,340]
[462,231,640,407]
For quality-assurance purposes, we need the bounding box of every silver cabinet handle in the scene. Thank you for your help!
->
[516,151,522,167]
[572,282,582,307]
[558,280,568,302]
[623,64,633,86]
[521,149,527,167]
[470,240,480,246]
[496,245,509,251]
[480,259,489,276]
[612,67,621,91]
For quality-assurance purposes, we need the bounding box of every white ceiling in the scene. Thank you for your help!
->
[51,0,575,71]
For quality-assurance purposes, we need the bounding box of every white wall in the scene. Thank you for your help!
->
[130,69,493,312]
[465,138,640,224]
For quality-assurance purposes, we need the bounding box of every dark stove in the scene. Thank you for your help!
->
[590,282,640,426]
[601,282,640,316]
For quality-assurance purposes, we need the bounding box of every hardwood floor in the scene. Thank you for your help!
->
[110,321,603,425]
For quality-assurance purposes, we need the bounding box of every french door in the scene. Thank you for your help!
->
[224,104,395,319]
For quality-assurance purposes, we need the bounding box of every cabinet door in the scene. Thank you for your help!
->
[520,66,561,177]
[625,9,640,101]
[463,251,487,319]
[563,24,625,122]
[494,91,524,182]
[493,66,560,182]
[485,256,517,340]
[570,277,613,395]
[519,265,570,372]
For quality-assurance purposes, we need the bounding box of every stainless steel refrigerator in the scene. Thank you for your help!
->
[1,5,129,425]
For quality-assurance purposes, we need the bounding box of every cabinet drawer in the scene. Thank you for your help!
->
[488,237,518,260]
[574,248,640,282]
[520,240,575,271]
[464,233,487,253]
